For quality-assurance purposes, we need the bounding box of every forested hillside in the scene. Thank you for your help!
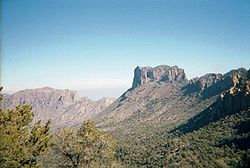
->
[1,66,249,167]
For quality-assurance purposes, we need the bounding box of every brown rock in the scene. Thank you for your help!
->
[1,87,115,131]
[132,65,188,88]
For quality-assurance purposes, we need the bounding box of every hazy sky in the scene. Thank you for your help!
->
[1,0,250,99]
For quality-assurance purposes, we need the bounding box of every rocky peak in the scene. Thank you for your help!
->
[2,87,80,109]
[1,87,116,130]
[216,70,250,119]
[132,65,188,88]
[228,68,250,94]
[187,73,224,91]
[183,68,249,99]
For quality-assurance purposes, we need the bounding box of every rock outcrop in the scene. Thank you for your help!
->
[132,65,188,88]
[97,66,249,135]
[176,69,250,133]
[221,69,250,113]
[188,73,224,91]
[183,68,248,99]
[183,73,232,98]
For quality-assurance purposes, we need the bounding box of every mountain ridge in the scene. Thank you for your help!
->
[104,66,250,167]
[1,87,115,130]
[2,65,249,132]
[95,66,249,135]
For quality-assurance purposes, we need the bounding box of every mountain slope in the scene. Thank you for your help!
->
[95,66,246,136]
[1,65,249,167]
[1,87,115,130]
[55,97,116,129]
[109,66,250,167]
[93,65,249,167]
[175,68,250,133]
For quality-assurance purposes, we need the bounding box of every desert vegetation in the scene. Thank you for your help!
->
[1,68,250,167]
[0,88,120,168]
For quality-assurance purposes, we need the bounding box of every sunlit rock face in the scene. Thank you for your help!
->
[132,65,188,88]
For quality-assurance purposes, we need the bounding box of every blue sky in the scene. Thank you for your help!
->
[1,0,250,99]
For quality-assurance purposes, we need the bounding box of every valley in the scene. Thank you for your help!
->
[1,65,250,167]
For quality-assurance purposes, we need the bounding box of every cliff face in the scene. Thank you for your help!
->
[96,65,217,131]
[132,65,188,88]
[188,73,224,91]
[183,73,232,98]
[97,66,249,135]
[220,70,250,114]
[183,68,249,99]
[176,70,250,133]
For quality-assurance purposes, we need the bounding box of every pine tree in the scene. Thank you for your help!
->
[0,87,51,168]
[50,120,117,168]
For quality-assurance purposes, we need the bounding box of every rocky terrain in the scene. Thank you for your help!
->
[95,65,249,141]
[132,65,188,88]
[1,87,115,130]
[1,65,250,167]
[2,65,248,135]
[93,65,249,167]
[175,69,250,133]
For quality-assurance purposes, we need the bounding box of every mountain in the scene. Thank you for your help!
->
[1,65,249,167]
[55,96,116,129]
[92,65,250,166]
[175,69,250,133]
[1,87,115,130]
[93,65,249,167]
[2,66,248,134]
[95,65,241,133]
[183,67,249,99]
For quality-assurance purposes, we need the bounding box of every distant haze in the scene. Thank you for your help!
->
[2,0,249,98]
[77,87,129,100]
